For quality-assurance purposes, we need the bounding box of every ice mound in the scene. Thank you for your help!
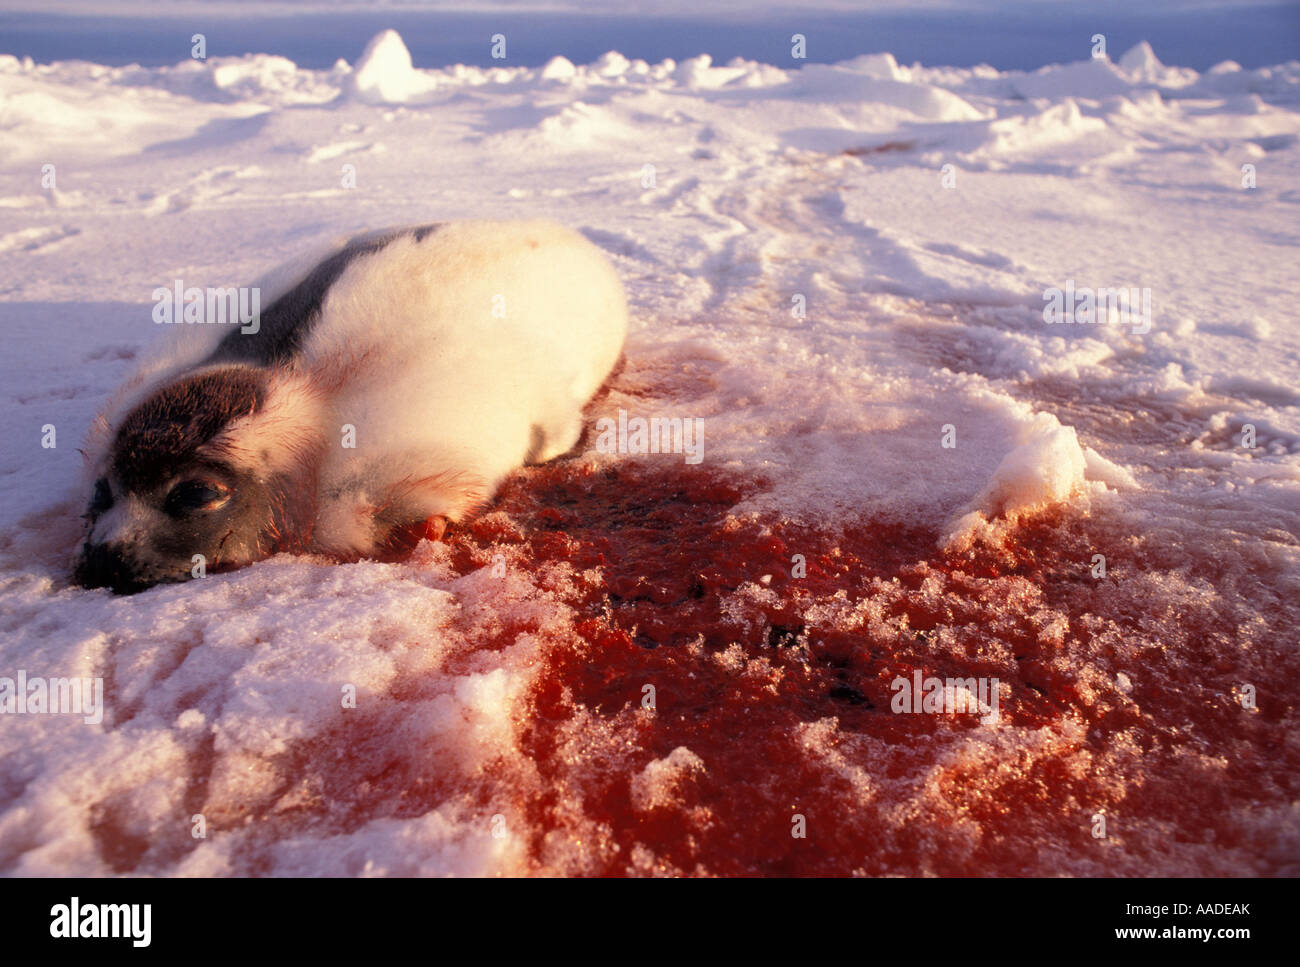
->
[0,69,243,164]
[540,56,578,81]
[211,56,296,98]
[836,52,910,82]
[493,100,645,151]
[193,55,343,105]
[979,98,1108,157]
[793,64,987,121]
[347,29,437,104]
[1008,57,1133,100]
[672,54,754,90]
[1118,41,1162,81]
[594,51,632,79]
[1116,41,1196,88]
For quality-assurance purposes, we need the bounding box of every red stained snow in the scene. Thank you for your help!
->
[433,459,1300,876]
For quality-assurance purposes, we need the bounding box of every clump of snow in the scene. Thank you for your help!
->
[630,747,706,812]
[945,414,1089,546]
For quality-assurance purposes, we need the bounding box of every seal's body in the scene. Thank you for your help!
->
[74,220,628,593]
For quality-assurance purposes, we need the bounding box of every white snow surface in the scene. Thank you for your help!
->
[1,31,1298,875]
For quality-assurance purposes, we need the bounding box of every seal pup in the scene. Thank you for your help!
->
[74,219,628,593]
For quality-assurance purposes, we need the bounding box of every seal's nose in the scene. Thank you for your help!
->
[74,543,150,595]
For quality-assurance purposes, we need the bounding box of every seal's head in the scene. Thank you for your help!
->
[74,366,282,594]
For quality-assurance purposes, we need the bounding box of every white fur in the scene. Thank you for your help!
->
[94,219,628,559]
[302,221,627,553]
[82,224,437,484]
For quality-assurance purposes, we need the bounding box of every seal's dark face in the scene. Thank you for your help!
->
[75,367,275,594]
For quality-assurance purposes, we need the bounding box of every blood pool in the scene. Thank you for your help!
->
[422,459,1298,876]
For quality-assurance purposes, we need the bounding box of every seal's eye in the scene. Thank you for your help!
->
[164,479,231,516]
[88,478,113,515]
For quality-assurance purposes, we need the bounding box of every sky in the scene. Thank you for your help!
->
[1,0,1297,70]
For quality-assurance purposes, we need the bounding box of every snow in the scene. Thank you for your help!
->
[347,29,438,104]
[1,29,1298,875]
[630,747,706,812]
